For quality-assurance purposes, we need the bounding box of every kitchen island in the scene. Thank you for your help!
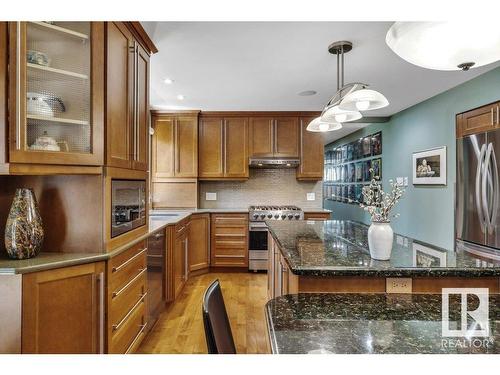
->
[265,293,500,354]
[266,220,500,297]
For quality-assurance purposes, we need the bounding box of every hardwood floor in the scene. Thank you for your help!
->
[138,272,270,354]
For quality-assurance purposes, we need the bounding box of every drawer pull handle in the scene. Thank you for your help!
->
[214,254,245,258]
[112,292,148,332]
[112,268,147,298]
[125,322,148,354]
[214,234,245,237]
[112,248,147,273]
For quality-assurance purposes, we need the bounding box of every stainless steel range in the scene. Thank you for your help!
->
[248,205,304,272]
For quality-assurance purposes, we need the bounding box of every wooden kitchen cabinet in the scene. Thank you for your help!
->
[151,112,199,179]
[456,101,500,138]
[210,213,248,268]
[106,22,151,171]
[106,240,148,354]
[303,212,331,221]
[22,262,105,354]
[8,22,104,167]
[249,116,299,158]
[189,213,210,272]
[198,116,249,179]
[297,116,324,180]
[173,218,190,299]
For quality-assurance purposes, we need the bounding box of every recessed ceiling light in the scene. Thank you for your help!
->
[164,78,174,84]
[176,94,185,100]
[298,90,317,96]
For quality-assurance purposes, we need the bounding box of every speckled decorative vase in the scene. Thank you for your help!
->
[4,188,44,260]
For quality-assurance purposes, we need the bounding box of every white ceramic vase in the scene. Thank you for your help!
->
[367,221,393,260]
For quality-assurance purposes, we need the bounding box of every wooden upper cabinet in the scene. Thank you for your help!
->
[106,22,133,169]
[249,116,299,158]
[457,102,500,138]
[198,117,224,178]
[151,112,199,179]
[8,22,104,167]
[22,262,105,354]
[224,117,249,178]
[152,116,175,178]
[274,117,299,157]
[131,44,150,171]
[175,116,198,177]
[106,22,152,171]
[297,116,324,180]
[249,117,274,157]
[198,116,249,179]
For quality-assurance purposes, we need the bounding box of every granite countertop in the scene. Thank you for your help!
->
[266,293,500,354]
[266,220,500,277]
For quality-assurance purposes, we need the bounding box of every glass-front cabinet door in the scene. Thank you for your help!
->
[9,22,103,166]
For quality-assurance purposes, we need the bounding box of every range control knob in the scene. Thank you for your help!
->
[287,214,293,219]
[294,214,301,219]
[252,214,259,219]
[281,214,286,219]
[267,214,273,218]
[274,214,279,219]
[260,214,266,219]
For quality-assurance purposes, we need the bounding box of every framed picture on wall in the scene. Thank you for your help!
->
[412,146,447,185]
[371,132,382,155]
[412,242,447,267]
[371,158,382,180]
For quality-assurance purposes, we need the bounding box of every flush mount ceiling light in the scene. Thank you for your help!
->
[176,94,185,100]
[386,22,500,71]
[307,41,389,132]
[164,78,174,84]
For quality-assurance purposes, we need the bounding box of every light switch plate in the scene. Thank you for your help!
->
[307,193,316,201]
[386,278,412,293]
[403,177,408,186]
[396,177,404,186]
[205,192,217,201]
[396,235,404,246]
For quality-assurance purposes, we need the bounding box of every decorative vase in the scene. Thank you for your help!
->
[4,188,44,260]
[367,221,393,260]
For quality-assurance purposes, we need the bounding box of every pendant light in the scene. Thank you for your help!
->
[307,40,389,132]
[306,116,342,132]
[385,22,500,71]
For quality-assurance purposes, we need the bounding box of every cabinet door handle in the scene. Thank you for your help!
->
[273,119,277,154]
[492,108,495,126]
[112,268,147,298]
[221,119,225,174]
[112,292,147,332]
[112,247,147,273]
[96,272,105,354]
[125,322,147,354]
[497,105,499,125]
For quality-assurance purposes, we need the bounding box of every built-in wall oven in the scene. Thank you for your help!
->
[249,221,269,271]
[111,179,146,238]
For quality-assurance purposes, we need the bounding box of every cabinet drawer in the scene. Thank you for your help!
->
[109,241,147,293]
[109,301,147,354]
[212,255,247,267]
[175,218,190,238]
[213,226,247,236]
[212,214,248,225]
[110,270,147,330]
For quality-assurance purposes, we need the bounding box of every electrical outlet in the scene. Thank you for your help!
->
[386,278,412,293]
[205,192,217,201]
[403,177,408,186]
[396,235,404,246]
[307,193,316,201]
[396,177,404,186]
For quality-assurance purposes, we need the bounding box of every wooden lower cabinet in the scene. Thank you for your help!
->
[303,212,331,221]
[106,240,148,354]
[189,213,210,272]
[173,218,189,299]
[22,262,105,354]
[210,213,248,267]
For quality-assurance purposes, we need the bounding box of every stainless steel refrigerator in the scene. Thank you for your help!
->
[457,130,500,250]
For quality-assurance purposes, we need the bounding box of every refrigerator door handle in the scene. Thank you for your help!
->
[487,143,499,233]
[476,144,487,233]
[482,144,492,230]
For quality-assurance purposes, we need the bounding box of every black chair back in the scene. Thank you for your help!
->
[202,279,236,354]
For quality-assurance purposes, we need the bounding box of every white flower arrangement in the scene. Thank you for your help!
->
[359,170,405,223]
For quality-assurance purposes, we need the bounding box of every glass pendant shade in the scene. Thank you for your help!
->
[338,89,389,112]
[386,22,500,71]
[306,117,342,132]
[321,105,362,123]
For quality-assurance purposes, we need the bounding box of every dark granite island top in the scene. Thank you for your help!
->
[266,220,500,277]
[266,293,500,354]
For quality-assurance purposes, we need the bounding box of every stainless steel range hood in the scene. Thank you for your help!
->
[249,158,300,168]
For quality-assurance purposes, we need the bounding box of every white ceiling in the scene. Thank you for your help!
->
[143,22,500,144]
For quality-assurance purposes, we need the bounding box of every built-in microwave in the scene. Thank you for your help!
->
[111,179,146,238]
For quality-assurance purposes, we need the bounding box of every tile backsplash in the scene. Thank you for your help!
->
[199,169,323,209]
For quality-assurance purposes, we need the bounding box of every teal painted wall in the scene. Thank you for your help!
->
[324,66,500,250]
